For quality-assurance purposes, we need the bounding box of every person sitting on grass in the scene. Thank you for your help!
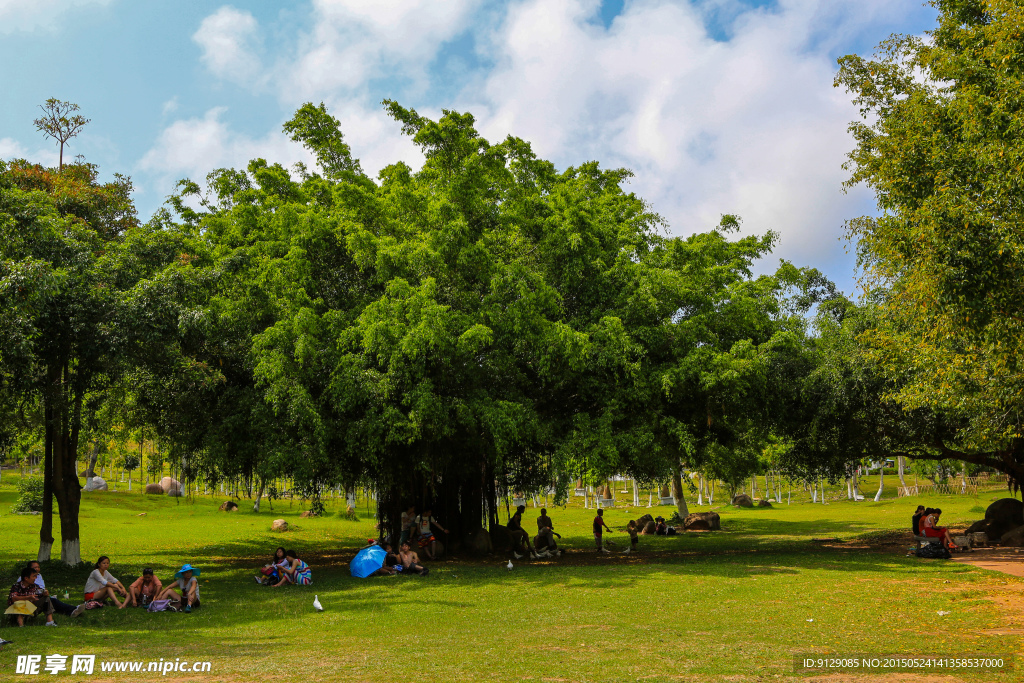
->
[127,568,163,608]
[535,508,560,557]
[922,509,957,548]
[593,508,613,554]
[912,505,926,536]
[273,550,312,587]
[507,504,536,559]
[27,561,86,618]
[398,541,429,576]
[257,547,289,586]
[6,566,84,626]
[414,507,449,561]
[85,556,128,608]
[370,542,400,576]
[159,564,201,612]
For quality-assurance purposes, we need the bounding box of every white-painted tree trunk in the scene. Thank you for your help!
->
[812,484,818,503]
[874,468,884,502]
[897,456,907,488]
[584,486,590,509]
[751,476,757,500]
[846,478,852,499]
[632,479,640,507]
[819,478,826,504]
[38,540,53,563]
[61,538,81,566]
[697,476,704,506]
[787,485,791,505]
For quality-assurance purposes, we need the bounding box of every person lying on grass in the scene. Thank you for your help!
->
[257,547,289,586]
[6,566,84,626]
[507,504,536,559]
[85,556,128,608]
[272,550,312,587]
[414,507,449,560]
[159,564,201,612]
[27,561,86,618]
[127,568,163,607]
[398,541,428,576]
[593,509,613,553]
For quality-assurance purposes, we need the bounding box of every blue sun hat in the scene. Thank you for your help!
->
[175,564,201,579]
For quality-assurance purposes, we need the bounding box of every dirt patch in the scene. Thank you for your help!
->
[952,548,1024,578]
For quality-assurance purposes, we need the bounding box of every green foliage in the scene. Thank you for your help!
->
[12,476,45,513]
[835,0,1024,488]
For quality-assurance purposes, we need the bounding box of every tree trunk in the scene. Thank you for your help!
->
[632,479,639,507]
[819,478,826,504]
[897,455,907,487]
[750,476,757,500]
[697,475,704,506]
[671,467,689,517]
[874,467,884,502]
[85,440,100,480]
[38,397,55,562]
[253,479,266,512]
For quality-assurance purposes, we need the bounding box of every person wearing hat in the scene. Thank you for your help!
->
[158,565,200,612]
[126,568,163,608]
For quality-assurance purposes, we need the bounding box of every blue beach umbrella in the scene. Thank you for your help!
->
[350,545,386,578]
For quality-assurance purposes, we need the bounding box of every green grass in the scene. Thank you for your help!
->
[0,472,1021,682]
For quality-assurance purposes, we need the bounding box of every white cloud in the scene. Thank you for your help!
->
[138,104,423,200]
[139,107,304,181]
[280,0,478,100]
[456,0,916,275]
[193,6,263,86]
[0,0,111,33]
[0,137,60,166]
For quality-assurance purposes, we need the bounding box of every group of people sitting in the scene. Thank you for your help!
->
[912,505,957,548]
[5,557,201,626]
[507,505,563,559]
[256,548,312,586]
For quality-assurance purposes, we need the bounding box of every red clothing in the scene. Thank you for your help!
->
[8,580,42,606]
[593,516,605,535]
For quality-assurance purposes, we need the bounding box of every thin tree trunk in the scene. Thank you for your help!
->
[874,467,885,502]
[253,479,266,512]
[897,455,907,488]
[671,467,689,517]
[84,441,100,480]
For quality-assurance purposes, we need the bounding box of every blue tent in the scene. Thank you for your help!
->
[350,545,387,578]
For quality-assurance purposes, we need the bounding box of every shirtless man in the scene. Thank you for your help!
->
[398,541,428,576]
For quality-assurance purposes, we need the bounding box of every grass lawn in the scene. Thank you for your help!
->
[0,473,1021,682]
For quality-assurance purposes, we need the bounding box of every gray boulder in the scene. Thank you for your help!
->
[144,483,164,495]
[757,499,773,508]
[84,476,107,492]
[683,511,721,531]
[732,493,754,508]
[1000,524,1024,548]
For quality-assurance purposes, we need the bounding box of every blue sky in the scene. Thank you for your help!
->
[0,0,937,293]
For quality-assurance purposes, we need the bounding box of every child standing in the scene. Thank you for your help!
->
[626,520,639,553]
[593,509,612,553]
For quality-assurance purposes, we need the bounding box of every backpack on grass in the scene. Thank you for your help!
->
[916,543,951,559]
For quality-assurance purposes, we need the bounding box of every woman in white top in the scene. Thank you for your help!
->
[84,556,127,607]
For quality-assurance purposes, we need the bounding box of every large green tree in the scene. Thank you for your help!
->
[836,0,1024,489]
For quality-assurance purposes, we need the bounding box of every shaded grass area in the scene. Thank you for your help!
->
[0,480,1021,682]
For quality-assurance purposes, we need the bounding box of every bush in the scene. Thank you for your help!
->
[12,477,46,513]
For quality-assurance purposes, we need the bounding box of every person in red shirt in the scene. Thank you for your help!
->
[593,509,612,554]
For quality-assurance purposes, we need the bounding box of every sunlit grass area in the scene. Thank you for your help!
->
[0,473,1021,682]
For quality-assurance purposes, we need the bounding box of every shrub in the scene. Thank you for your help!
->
[12,477,46,513]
